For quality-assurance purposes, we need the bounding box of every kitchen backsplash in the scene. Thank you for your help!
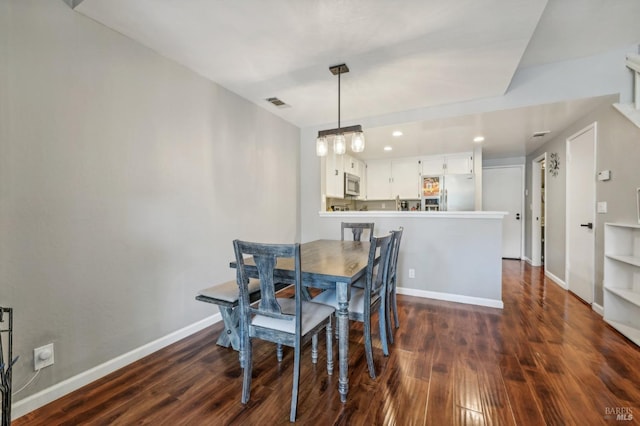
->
[326,198,420,211]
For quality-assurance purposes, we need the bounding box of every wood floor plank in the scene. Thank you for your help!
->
[425,339,455,425]
[471,357,515,426]
[14,260,640,425]
[453,351,483,414]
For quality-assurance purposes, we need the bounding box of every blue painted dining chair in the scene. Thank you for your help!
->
[311,232,393,379]
[233,240,335,423]
[341,222,375,242]
[386,227,404,344]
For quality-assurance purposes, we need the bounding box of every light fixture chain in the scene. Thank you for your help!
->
[337,69,341,130]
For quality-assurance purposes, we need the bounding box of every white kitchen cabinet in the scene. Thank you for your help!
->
[603,223,640,346]
[324,154,366,200]
[445,153,474,174]
[392,157,421,199]
[365,159,392,200]
[324,151,344,198]
[420,155,445,175]
[420,153,473,175]
[344,154,365,179]
[365,158,420,200]
[357,161,367,200]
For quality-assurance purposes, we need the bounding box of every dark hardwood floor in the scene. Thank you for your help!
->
[14,261,640,425]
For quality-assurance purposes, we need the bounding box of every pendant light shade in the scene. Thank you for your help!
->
[334,134,346,155]
[351,131,365,153]
[316,63,365,156]
[316,136,328,157]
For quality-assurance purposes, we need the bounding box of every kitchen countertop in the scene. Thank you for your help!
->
[319,210,508,219]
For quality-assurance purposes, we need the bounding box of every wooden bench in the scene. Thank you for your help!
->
[196,279,289,351]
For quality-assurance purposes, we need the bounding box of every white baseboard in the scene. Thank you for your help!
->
[592,303,604,316]
[545,270,567,289]
[12,313,222,420]
[397,287,503,309]
[524,256,546,267]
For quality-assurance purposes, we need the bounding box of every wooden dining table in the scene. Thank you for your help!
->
[229,239,372,403]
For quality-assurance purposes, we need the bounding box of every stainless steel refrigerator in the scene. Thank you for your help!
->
[421,174,475,211]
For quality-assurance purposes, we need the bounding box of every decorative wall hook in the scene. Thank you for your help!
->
[549,152,560,177]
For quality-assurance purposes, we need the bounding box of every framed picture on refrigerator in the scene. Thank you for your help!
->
[422,176,440,197]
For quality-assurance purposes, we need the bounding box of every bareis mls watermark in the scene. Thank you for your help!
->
[604,407,633,421]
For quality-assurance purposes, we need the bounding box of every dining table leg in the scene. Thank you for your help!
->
[336,281,349,403]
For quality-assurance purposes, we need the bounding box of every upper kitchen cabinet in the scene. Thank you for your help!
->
[343,154,365,180]
[446,153,474,174]
[392,157,422,198]
[324,151,344,198]
[420,156,445,175]
[365,160,391,200]
[420,152,473,175]
[323,153,366,199]
[366,158,421,200]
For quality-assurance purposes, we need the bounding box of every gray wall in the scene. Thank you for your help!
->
[1,0,299,400]
[524,99,640,305]
[313,214,503,304]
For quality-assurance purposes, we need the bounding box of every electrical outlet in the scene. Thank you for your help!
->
[34,343,55,370]
[409,268,415,278]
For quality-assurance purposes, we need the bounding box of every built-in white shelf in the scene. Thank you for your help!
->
[605,286,640,308]
[613,53,640,129]
[604,223,640,346]
[605,254,640,268]
[613,103,640,129]
[603,319,640,346]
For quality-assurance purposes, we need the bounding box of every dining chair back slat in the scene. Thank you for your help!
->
[341,222,375,242]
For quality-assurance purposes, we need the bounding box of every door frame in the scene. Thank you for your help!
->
[565,122,597,304]
[531,153,546,268]
[483,165,525,259]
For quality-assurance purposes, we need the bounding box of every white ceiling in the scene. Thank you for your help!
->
[362,95,616,160]
[75,0,640,160]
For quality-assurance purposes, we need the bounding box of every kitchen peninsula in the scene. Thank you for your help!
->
[316,210,507,309]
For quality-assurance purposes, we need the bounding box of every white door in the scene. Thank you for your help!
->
[566,124,596,304]
[483,166,523,259]
[531,154,546,267]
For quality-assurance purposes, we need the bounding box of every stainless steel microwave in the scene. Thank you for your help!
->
[344,172,360,197]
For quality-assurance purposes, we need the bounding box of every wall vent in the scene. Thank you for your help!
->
[266,97,290,108]
[532,130,550,138]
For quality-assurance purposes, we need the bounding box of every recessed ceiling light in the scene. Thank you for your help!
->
[384,146,393,151]
[392,131,403,137]
[473,136,485,143]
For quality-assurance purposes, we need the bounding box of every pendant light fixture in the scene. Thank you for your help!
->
[316,63,365,156]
